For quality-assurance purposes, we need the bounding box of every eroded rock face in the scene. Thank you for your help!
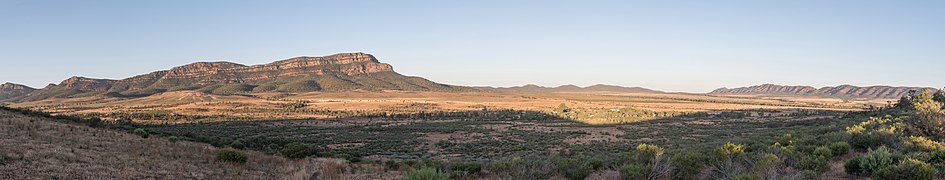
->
[150,52,394,86]
[0,83,36,101]
[710,84,931,99]
[17,52,466,101]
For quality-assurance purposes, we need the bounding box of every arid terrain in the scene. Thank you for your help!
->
[1,52,941,180]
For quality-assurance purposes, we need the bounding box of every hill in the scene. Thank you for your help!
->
[0,108,314,179]
[0,83,35,101]
[710,84,934,99]
[486,84,663,93]
[14,53,471,102]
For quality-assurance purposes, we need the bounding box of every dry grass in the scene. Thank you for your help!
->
[0,110,317,179]
[9,91,883,123]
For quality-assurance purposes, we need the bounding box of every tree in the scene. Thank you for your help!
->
[912,89,943,113]
[933,89,945,105]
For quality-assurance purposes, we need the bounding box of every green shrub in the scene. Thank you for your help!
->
[753,153,781,176]
[217,148,248,163]
[280,142,314,159]
[813,146,833,158]
[449,161,481,178]
[133,128,149,138]
[488,156,555,179]
[829,142,851,156]
[860,147,895,175]
[930,149,945,163]
[211,84,255,95]
[798,155,829,173]
[168,136,180,143]
[557,158,592,180]
[903,136,944,152]
[620,164,647,180]
[277,80,321,92]
[671,151,706,180]
[715,142,746,159]
[906,152,932,162]
[872,158,935,180]
[230,140,245,149]
[844,156,865,175]
[403,167,449,180]
[636,143,664,162]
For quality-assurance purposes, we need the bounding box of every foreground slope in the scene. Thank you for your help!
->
[0,109,314,179]
[16,52,470,102]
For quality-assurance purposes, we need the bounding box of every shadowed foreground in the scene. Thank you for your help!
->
[0,110,316,179]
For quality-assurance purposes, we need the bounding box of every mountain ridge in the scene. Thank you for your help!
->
[12,52,470,102]
[482,84,663,93]
[710,84,937,99]
[0,82,37,101]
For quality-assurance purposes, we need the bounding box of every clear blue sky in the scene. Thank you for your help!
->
[1,1,943,92]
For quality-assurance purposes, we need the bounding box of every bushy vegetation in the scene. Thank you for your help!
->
[6,87,945,179]
[402,167,450,180]
[133,128,149,138]
[217,148,248,163]
[280,142,315,159]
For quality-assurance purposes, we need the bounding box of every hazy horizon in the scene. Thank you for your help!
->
[2,1,943,92]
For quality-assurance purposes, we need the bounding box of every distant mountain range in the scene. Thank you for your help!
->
[482,84,663,94]
[1,53,470,102]
[710,84,936,99]
[2,52,936,102]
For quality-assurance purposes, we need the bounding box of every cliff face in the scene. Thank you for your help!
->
[0,83,36,101]
[17,52,468,101]
[710,84,932,99]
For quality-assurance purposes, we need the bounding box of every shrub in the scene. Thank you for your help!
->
[449,161,482,178]
[716,142,746,158]
[636,143,664,163]
[488,156,555,179]
[619,164,647,180]
[844,156,864,175]
[753,153,781,178]
[230,140,245,149]
[168,136,180,143]
[872,158,935,180]
[280,142,314,159]
[813,146,833,158]
[403,167,449,180]
[903,136,943,152]
[217,149,248,163]
[930,149,945,163]
[860,147,895,175]
[671,151,706,180]
[133,128,149,138]
[829,142,851,156]
[797,155,829,173]
[557,158,592,180]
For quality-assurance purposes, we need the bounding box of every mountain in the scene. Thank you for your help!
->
[0,82,36,101]
[17,52,471,102]
[710,84,935,99]
[487,84,663,93]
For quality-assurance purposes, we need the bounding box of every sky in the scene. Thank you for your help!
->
[1,1,943,93]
